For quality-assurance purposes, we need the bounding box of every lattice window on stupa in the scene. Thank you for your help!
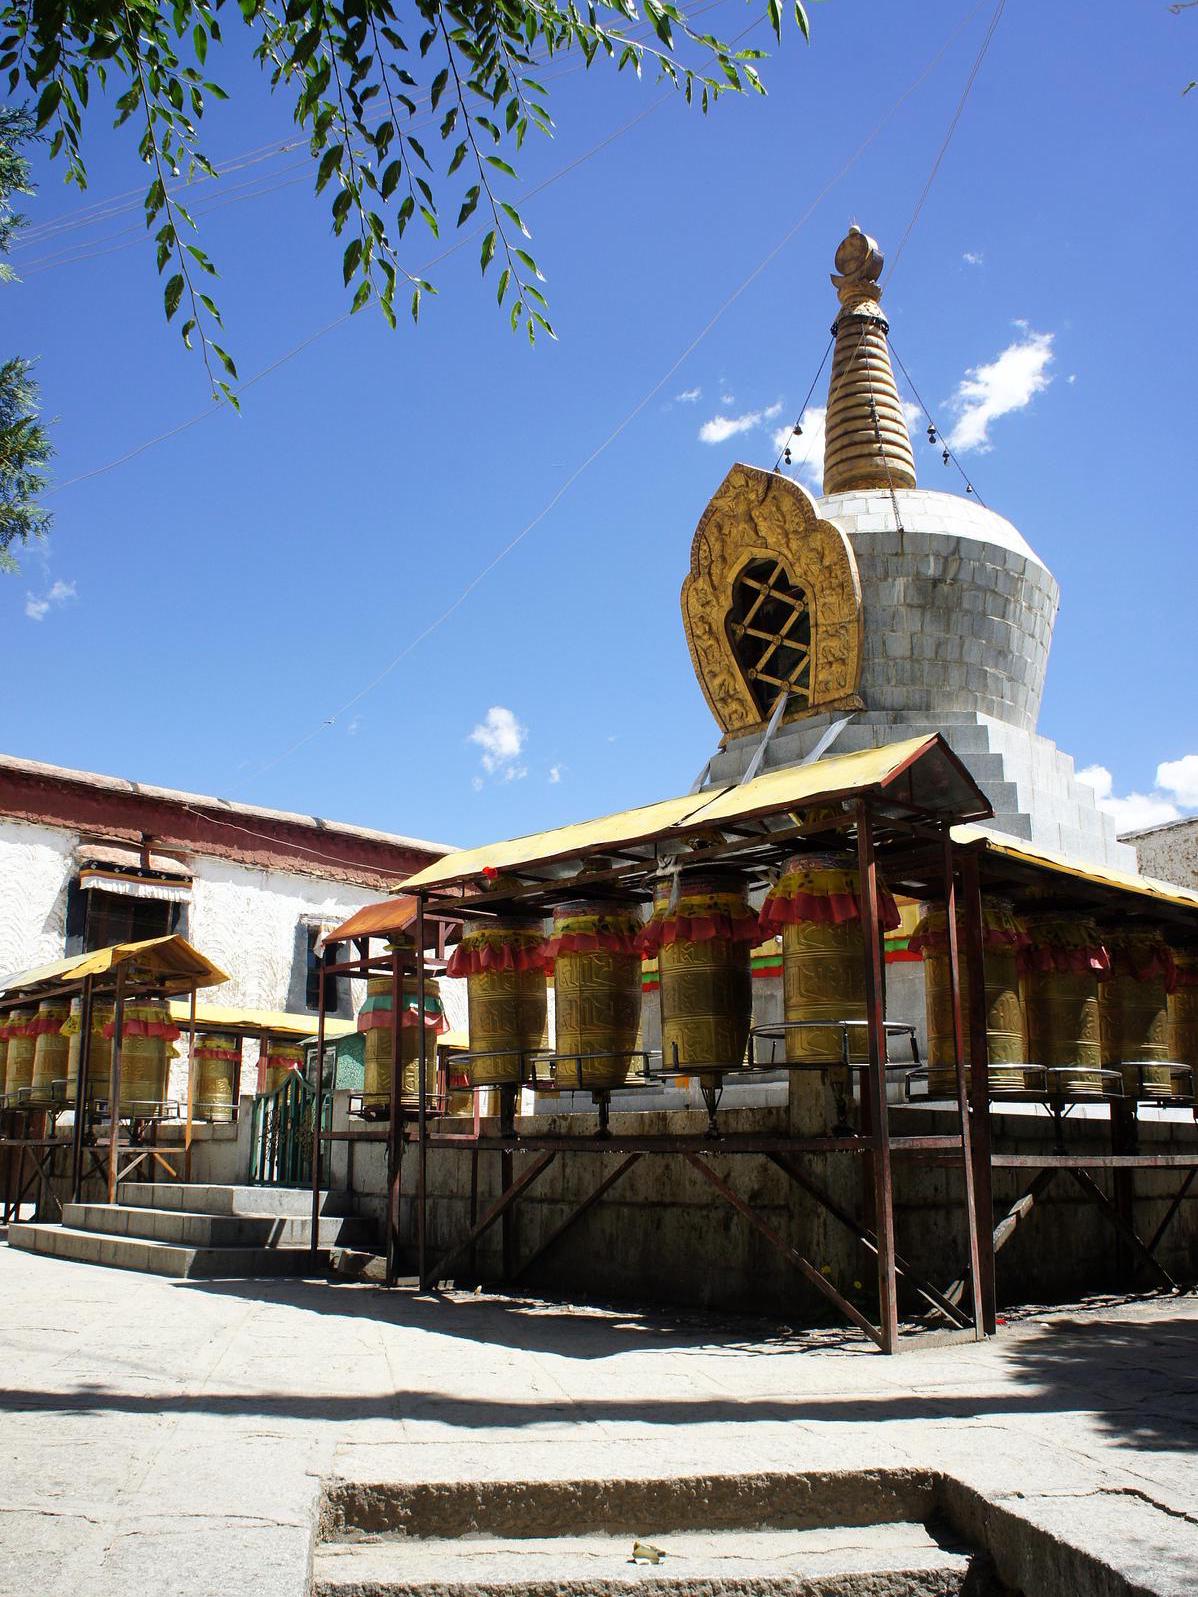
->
[725,557,813,719]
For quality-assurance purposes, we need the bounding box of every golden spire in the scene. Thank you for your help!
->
[822,226,916,496]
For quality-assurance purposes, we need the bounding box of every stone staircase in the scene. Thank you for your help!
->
[7,1182,370,1279]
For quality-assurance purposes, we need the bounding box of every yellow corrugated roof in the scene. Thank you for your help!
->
[951,823,1198,916]
[165,1000,355,1040]
[403,734,990,895]
[0,936,229,999]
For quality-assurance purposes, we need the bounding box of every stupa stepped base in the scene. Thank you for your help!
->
[7,1182,368,1279]
[708,710,1134,870]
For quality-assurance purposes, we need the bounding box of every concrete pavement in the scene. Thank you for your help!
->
[1,1240,1197,1596]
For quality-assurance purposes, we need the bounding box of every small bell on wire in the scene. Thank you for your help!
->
[794,423,803,437]
[783,446,792,465]
[926,423,937,443]
[965,483,974,495]
[942,448,950,465]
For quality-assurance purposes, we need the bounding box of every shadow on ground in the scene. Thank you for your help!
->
[3,1270,1196,1458]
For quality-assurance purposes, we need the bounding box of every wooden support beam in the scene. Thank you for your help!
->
[685,1153,883,1349]
[1069,1168,1179,1292]
[513,1154,642,1282]
[422,1150,557,1290]
[768,1153,973,1329]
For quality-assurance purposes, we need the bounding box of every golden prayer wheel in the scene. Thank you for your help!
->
[1101,930,1175,1099]
[912,898,1027,1096]
[4,1007,37,1099]
[448,917,547,1087]
[640,868,755,1079]
[29,998,70,1103]
[192,1032,241,1120]
[549,899,642,1091]
[1022,913,1108,1097]
[359,974,444,1112]
[760,852,899,1069]
[64,999,115,1105]
[1168,947,1198,1089]
[105,1003,180,1115]
[259,1039,304,1095]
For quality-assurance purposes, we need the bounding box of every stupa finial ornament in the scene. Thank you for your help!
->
[823,224,917,496]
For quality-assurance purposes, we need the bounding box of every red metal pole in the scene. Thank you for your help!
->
[106,967,126,1206]
[309,941,328,1270]
[942,825,984,1338]
[416,896,429,1289]
[70,974,93,1203]
[386,941,403,1288]
[960,847,997,1334]
[855,799,899,1352]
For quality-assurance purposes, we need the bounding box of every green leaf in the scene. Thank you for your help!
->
[380,159,402,199]
[343,236,362,284]
[351,278,371,313]
[484,153,517,178]
[193,23,208,65]
[316,143,343,193]
[447,139,468,175]
[35,80,62,129]
[514,247,544,281]
[767,0,782,41]
[164,273,185,320]
[397,194,415,234]
[496,265,510,305]
[430,66,449,111]
[419,204,439,237]
[794,0,810,40]
[499,200,530,238]
[211,342,239,380]
[457,184,480,227]
[480,228,496,272]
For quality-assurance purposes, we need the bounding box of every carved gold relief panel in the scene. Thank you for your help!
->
[680,463,864,738]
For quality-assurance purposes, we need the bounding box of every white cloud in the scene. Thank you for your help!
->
[962,250,983,266]
[1077,763,1185,834]
[720,392,734,406]
[24,578,76,622]
[675,387,702,403]
[699,401,781,445]
[773,405,827,492]
[1157,755,1198,809]
[346,715,362,737]
[548,763,563,784]
[469,705,527,781]
[471,775,484,792]
[947,327,1054,453]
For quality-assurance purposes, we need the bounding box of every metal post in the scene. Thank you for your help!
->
[71,975,93,1203]
[942,826,984,1338]
[960,848,997,1333]
[855,799,899,1352]
[416,896,429,1289]
[309,944,328,1270]
[386,941,403,1288]
[183,986,198,1183]
[106,968,126,1206]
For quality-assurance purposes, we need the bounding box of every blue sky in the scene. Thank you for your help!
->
[2,0,1195,850]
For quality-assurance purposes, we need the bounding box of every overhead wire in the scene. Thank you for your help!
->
[238,5,991,788]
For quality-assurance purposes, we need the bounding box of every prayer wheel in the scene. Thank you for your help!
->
[637,868,756,1078]
[4,1007,37,1099]
[29,998,70,1103]
[104,1003,180,1116]
[192,1032,241,1120]
[548,899,642,1091]
[259,1039,304,1095]
[64,999,115,1105]
[0,1016,9,1101]
[1022,913,1109,1097]
[759,852,900,1068]
[1101,929,1175,1099]
[447,917,547,1087]
[1168,947,1198,1087]
[358,975,444,1112]
[911,898,1027,1096]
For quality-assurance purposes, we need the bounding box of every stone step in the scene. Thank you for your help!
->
[7,1221,330,1279]
[62,1202,370,1250]
[118,1182,352,1217]
[313,1523,978,1597]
